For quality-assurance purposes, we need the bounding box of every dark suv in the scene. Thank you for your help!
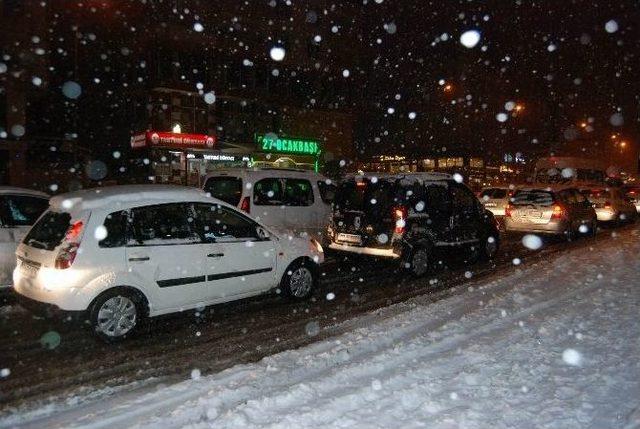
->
[326,173,500,276]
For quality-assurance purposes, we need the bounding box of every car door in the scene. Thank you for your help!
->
[422,183,453,244]
[571,189,593,223]
[192,202,277,299]
[251,177,286,229]
[282,178,316,236]
[0,194,49,287]
[448,183,483,245]
[125,203,209,312]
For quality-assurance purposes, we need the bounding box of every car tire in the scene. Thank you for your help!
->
[88,287,147,343]
[405,246,430,277]
[281,259,317,300]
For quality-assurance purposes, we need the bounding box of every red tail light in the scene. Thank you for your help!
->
[240,196,250,213]
[551,204,566,219]
[55,243,79,269]
[505,204,513,217]
[393,206,408,234]
[65,221,84,241]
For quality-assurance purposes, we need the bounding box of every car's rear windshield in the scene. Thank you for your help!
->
[480,188,507,199]
[204,176,243,206]
[581,189,611,201]
[512,190,555,207]
[334,179,397,212]
[23,211,71,251]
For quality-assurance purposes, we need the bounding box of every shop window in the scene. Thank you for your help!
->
[469,158,484,168]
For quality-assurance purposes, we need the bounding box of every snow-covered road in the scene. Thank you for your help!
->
[3,228,640,429]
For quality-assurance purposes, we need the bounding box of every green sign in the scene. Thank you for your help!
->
[255,134,320,156]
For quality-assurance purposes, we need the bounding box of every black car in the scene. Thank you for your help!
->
[326,173,500,276]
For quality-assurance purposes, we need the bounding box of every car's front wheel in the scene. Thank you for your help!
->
[88,288,147,342]
[281,260,317,300]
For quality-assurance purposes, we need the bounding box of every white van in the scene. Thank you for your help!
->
[533,157,608,187]
[0,187,49,295]
[203,168,335,239]
[13,185,324,341]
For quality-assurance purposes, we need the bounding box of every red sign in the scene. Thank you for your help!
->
[131,131,216,150]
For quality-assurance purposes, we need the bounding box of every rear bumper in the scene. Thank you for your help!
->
[594,208,617,222]
[12,267,89,312]
[504,218,568,235]
[328,242,401,258]
[486,207,506,217]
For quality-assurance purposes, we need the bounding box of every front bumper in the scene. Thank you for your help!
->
[328,241,401,258]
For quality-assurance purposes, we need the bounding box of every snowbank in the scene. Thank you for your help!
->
[3,229,640,429]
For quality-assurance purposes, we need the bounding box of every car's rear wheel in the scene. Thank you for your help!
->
[89,288,146,342]
[281,260,316,300]
[406,247,430,277]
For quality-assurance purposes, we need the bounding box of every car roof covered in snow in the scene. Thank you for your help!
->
[347,172,452,185]
[49,185,215,212]
[204,168,327,180]
[0,186,49,198]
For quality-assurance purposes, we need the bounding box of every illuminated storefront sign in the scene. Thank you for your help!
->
[255,134,320,156]
[376,155,406,162]
[131,131,216,150]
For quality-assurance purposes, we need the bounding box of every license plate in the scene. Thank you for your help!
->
[527,209,542,218]
[336,233,362,245]
[20,261,39,278]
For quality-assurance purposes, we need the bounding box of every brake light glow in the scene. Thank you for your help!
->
[603,201,612,209]
[240,196,250,213]
[65,221,84,241]
[356,181,366,188]
[551,204,565,219]
[505,204,513,217]
[393,206,407,234]
[55,243,79,269]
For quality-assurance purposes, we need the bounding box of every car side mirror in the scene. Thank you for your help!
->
[256,226,270,240]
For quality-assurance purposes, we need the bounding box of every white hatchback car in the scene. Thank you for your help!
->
[13,185,324,341]
[203,168,335,240]
[580,187,637,223]
[0,187,49,295]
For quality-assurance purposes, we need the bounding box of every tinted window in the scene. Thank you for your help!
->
[254,178,284,206]
[99,211,128,248]
[0,195,48,227]
[23,211,71,251]
[424,184,450,218]
[491,189,508,199]
[558,190,577,204]
[334,179,397,213]
[317,181,336,204]
[129,204,198,245]
[512,190,555,207]
[204,177,243,206]
[193,203,259,242]
[284,179,314,206]
[450,184,477,210]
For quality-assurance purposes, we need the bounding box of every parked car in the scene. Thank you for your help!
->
[478,187,513,217]
[326,173,500,276]
[203,168,335,240]
[504,187,597,237]
[622,186,640,214]
[0,187,49,297]
[580,187,636,223]
[12,185,324,341]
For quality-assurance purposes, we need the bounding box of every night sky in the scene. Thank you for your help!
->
[1,0,639,167]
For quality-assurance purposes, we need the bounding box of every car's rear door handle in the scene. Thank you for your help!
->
[207,253,224,258]
[128,256,150,261]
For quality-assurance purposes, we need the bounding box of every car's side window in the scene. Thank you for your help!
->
[253,178,284,206]
[99,210,129,248]
[317,181,336,204]
[193,203,260,242]
[129,203,199,246]
[0,195,48,227]
[424,184,450,219]
[284,179,314,206]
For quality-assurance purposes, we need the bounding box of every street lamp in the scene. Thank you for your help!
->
[172,123,182,134]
